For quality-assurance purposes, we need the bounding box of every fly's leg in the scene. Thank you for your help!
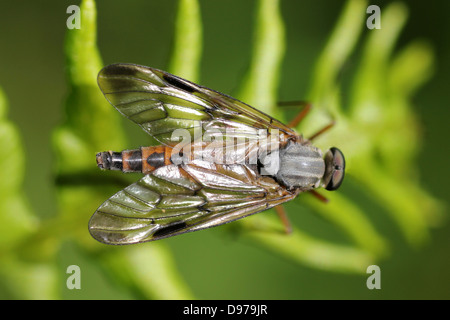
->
[308,121,335,141]
[309,189,329,203]
[277,101,312,128]
[275,205,292,234]
[273,192,328,235]
[277,101,336,140]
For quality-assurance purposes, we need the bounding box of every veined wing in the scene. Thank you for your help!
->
[97,63,296,146]
[89,162,297,244]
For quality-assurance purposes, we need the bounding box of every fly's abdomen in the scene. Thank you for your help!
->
[96,146,172,174]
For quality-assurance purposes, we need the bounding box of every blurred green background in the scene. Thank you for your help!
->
[0,0,448,299]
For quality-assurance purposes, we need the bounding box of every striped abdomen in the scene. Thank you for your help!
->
[96,146,172,174]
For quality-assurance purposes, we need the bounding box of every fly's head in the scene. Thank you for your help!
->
[322,147,346,191]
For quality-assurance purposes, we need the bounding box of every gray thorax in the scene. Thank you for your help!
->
[261,141,325,190]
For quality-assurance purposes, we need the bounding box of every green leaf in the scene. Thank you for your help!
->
[232,0,443,268]
[345,3,444,245]
[0,82,57,299]
[238,0,285,114]
[101,245,194,299]
[0,255,58,300]
[234,0,386,271]
[240,213,373,273]
[302,192,388,258]
[52,0,127,248]
[308,0,368,117]
[0,88,36,249]
[55,0,125,174]
[50,0,196,299]
[168,0,203,82]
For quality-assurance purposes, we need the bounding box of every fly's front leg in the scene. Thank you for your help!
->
[308,121,335,141]
[277,101,336,140]
[308,189,329,203]
[277,101,312,128]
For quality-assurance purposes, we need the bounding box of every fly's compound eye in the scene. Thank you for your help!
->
[323,147,346,191]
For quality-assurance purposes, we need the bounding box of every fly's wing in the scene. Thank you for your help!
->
[89,162,296,244]
[97,63,297,146]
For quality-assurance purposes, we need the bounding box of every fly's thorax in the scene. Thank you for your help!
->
[274,141,325,190]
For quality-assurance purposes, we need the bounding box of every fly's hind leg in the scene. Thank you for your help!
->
[274,205,292,234]
[274,190,328,235]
